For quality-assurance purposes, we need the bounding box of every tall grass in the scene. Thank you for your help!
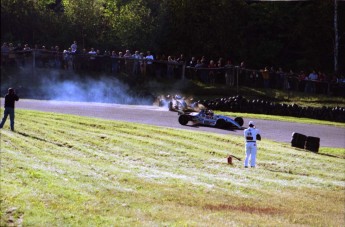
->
[1,109,344,226]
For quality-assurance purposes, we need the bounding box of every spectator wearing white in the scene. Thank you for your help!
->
[132,50,141,76]
[88,48,97,70]
[308,70,318,80]
[71,41,77,53]
[146,51,154,77]
[244,121,261,168]
[305,70,318,93]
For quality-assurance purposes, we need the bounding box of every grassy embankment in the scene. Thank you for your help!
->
[1,109,344,226]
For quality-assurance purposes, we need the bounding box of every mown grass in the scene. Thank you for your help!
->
[1,109,344,226]
[215,111,345,128]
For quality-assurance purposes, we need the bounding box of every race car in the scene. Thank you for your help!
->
[178,109,244,129]
[168,95,188,112]
[157,94,204,113]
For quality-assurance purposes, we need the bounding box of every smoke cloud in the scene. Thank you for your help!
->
[2,67,154,105]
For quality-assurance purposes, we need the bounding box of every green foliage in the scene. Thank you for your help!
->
[1,0,343,73]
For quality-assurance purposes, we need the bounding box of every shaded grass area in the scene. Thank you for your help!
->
[1,109,344,226]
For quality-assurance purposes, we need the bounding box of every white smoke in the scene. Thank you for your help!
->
[45,77,153,104]
[10,67,154,105]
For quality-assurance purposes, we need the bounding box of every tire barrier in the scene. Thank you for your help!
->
[305,136,320,153]
[290,132,320,152]
[291,132,307,149]
[197,95,345,123]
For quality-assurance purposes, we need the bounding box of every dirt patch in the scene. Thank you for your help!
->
[204,204,281,215]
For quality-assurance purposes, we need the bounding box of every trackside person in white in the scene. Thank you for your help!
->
[244,121,261,168]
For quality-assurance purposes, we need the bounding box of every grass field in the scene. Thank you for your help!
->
[1,109,345,226]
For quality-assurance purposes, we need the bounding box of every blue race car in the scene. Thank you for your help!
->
[178,109,244,129]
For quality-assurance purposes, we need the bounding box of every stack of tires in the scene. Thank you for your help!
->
[291,132,307,149]
[291,132,320,152]
[305,136,320,152]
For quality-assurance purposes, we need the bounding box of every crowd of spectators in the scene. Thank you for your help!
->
[1,41,344,96]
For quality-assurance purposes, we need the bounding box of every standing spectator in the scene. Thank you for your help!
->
[208,60,217,84]
[216,57,225,83]
[225,60,234,86]
[0,88,19,131]
[53,45,62,69]
[71,41,77,53]
[95,49,103,71]
[187,56,197,79]
[175,54,185,79]
[63,49,70,70]
[88,48,97,70]
[1,42,9,66]
[132,50,141,76]
[269,67,277,89]
[139,52,146,77]
[40,46,49,68]
[79,48,88,71]
[239,61,246,86]
[110,51,118,75]
[287,69,298,91]
[154,54,164,78]
[124,50,132,74]
[176,54,185,64]
[8,43,16,66]
[317,71,327,94]
[305,70,318,93]
[243,121,261,168]
[261,67,270,89]
[145,51,154,77]
[298,71,307,92]
[23,44,31,66]
[197,59,208,83]
[167,56,176,79]
[276,67,285,89]
[189,56,197,67]
[118,51,124,73]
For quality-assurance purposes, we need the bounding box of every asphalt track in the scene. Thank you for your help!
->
[9,99,345,148]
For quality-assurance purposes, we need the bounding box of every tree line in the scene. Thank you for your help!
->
[1,0,344,74]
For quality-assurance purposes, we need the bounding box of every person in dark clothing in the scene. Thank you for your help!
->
[0,88,19,131]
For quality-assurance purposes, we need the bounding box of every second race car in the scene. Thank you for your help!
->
[178,109,244,129]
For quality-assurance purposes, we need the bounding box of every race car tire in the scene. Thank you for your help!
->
[305,136,320,153]
[291,132,307,149]
[216,119,226,129]
[234,117,244,126]
[178,115,189,125]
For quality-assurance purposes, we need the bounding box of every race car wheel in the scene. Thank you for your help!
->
[216,119,226,129]
[178,115,189,125]
[234,117,244,126]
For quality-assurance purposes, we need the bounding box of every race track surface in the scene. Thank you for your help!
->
[8,99,345,148]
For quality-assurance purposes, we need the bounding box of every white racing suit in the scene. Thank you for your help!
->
[244,127,260,167]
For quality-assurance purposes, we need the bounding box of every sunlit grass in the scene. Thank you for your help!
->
[1,109,344,226]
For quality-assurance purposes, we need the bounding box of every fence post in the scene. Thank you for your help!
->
[182,62,186,80]
[236,66,239,94]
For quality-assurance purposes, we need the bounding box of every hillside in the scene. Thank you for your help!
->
[1,109,344,226]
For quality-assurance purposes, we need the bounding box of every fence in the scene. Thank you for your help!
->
[1,49,344,96]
